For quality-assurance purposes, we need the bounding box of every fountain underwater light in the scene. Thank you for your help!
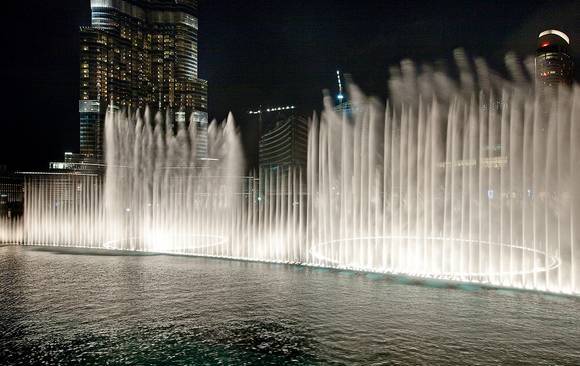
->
[310,236,560,279]
[2,52,580,295]
[102,234,228,254]
[304,52,580,294]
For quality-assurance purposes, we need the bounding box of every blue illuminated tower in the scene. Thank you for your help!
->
[336,70,344,102]
[335,70,351,114]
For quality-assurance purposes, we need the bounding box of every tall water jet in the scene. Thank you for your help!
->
[2,54,579,296]
[0,216,23,244]
[103,108,245,254]
[309,56,580,294]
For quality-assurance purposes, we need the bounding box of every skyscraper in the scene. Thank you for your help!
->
[79,0,208,161]
[535,29,574,88]
[258,112,308,174]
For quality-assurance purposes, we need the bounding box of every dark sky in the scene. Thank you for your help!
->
[0,0,578,170]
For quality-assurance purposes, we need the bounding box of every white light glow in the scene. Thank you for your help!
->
[539,29,570,44]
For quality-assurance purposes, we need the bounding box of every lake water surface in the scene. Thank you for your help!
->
[1,245,579,365]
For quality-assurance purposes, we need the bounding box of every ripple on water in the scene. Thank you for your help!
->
[365,273,385,281]
[1,246,579,365]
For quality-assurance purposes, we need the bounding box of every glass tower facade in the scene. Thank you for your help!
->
[80,0,208,161]
[535,29,574,88]
[79,100,102,158]
[259,115,308,173]
[191,111,209,159]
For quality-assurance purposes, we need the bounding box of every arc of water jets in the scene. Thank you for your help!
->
[1,55,579,295]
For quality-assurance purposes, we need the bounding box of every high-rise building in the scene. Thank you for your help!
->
[258,112,308,174]
[79,100,102,158]
[535,29,574,87]
[80,0,208,161]
[191,111,209,159]
[255,110,307,205]
[334,71,353,115]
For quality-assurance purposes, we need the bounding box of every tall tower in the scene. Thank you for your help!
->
[79,0,208,161]
[336,70,344,102]
[535,29,574,88]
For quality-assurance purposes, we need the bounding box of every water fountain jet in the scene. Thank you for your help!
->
[2,55,579,295]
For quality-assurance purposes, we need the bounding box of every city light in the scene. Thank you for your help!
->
[336,69,344,102]
[248,105,295,114]
[0,1,579,364]
[539,29,570,44]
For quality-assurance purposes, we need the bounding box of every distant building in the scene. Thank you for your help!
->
[258,113,308,175]
[19,172,103,229]
[179,110,209,159]
[79,100,103,160]
[251,108,307,201]
[49,152,105,174]
[79,0,208,162]
[334,71,354,115]
[535,29,574,88]
[335,101,352,115]
[0,166,23,218]
[249,105,297,138]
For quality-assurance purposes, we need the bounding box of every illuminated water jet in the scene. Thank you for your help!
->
[2,53,579,295]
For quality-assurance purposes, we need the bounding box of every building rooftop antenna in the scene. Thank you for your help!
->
[336,70,344,102]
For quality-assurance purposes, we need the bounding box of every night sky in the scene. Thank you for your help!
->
[0,0,578,170]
